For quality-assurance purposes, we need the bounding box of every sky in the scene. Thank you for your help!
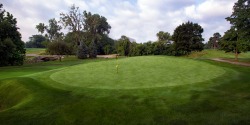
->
[1,0,237,43]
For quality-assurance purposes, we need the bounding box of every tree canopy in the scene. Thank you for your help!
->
[226,0,250,43]
[172,21,204,56]
[0,4,25,66]
[60,5,111,58]
[25,35,47,48]
[36,18,63,41]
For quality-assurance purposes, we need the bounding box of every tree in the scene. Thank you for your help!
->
[89,41,97,58]
[205,33,221,49]
[0,4,25,66]
[60,5,83,46]
[156,31,171,42]
[60,5,111,58]
[25,35,47,48]
[77,41,88,59]
[226,0,250,44]
[172,21,204,56]
[36,18,63,41]
[47,40,71,61]
[223,0,250,60]
[116,36,131,56]
[219,28,249,61]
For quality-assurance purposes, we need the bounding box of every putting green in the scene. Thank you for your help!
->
[50,56,225,89]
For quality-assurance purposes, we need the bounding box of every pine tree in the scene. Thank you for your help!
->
[77,42,88,59]
[89,41,97,58]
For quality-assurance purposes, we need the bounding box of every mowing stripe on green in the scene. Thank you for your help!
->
[50,56,225,89]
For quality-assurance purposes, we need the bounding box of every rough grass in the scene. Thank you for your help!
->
[25,48,46,55]
[0,55,250,125]
[188,49,250,59]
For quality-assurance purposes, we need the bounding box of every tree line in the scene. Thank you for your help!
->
[1,0,250,66]
[26,4,205,58]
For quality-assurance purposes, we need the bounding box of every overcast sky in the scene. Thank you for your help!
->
[2,0,236,43]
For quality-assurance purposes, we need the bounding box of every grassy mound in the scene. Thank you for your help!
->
[0,79,32,111]
[50,56,225,89]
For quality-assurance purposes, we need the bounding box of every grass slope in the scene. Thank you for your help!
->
[0,55,250,125]
[188,49,250,59]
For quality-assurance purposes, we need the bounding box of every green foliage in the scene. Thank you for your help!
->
[116,36,131,56]
[47,40,71,61]
[205,32,221,49]
[220,28,249,54]
[172,21,204,56]
[222,0,250,60]
[25,35,47,48]
[226,0,250,43]
[60,5,112,57]
[77,42,88,59]
[0,4,25,66]
[89,41,97,58]
[96,35,115,55]
[36,18,63,41]
[156,31,171,42]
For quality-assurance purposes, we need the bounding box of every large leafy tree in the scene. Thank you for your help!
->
[60,5,111,58]
[60,5,83,46]
[156,31,171,42]
[36,18,63,41]
[116,36,131,56]
[47,40,71,61]
[172,21,204,56]
[0,4,25,66]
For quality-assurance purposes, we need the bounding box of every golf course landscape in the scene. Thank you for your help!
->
[0,50,250,125]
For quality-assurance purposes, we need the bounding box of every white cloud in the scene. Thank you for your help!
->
[1,0,238,43]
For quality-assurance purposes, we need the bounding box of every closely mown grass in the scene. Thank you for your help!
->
[50,56,225,89]
[0,53,250,125]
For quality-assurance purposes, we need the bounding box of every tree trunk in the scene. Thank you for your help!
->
[235,48,238,62]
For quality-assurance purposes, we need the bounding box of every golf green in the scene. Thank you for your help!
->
[50,56,225,89]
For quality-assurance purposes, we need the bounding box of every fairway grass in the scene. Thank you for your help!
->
[0,56,250,125]
[50,56,225,89]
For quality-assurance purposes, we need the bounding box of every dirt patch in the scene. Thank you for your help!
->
[211,58,250,67]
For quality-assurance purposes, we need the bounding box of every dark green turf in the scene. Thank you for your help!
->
[0,56,250,125]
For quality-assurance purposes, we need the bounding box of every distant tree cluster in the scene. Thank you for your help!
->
[25,35,47,48]
[0,4,25,66]
[204,33,221,49]
[115,22,205,57]
[33,5,113,59]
